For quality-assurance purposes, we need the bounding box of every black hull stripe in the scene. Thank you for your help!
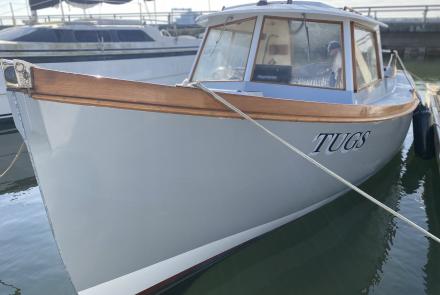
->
[1,50,197,63]
[0,113,13,118]
[136,234,265,295]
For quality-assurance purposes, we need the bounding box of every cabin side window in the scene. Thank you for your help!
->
[192,18,256,81]
[13,28,58,42]
[98,30,113,42]
[352,25,380,90]
[53,30,76,42]
[116,30,154,42]
[74,30,99,42]
[252,17,345,89]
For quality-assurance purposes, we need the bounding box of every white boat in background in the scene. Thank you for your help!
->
[0,20,200,84]
[0,18,200,186]
[2,1,419,294]
[0,0,200,117]
[0,19,200,117]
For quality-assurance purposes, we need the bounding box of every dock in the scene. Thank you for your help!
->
[429,84,440,170]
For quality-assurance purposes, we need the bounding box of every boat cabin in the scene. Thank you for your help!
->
[190,1,389,104]
[0,21,159,44]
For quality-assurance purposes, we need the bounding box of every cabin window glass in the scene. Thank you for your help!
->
[353,26,379,89]
[192,18,256,81]
[116,30,154,42]
[253,17,344,89]
[13,28,58,42]
[54,30,76,42]
[0,27,26,41]
[75,30,99,42]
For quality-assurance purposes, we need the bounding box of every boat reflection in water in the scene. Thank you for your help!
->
[0,122,34,192]
[401,147,440,295]
[163,143,439,295]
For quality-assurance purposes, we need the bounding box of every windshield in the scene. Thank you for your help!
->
[192,18,256,81]
[253,17,345,89]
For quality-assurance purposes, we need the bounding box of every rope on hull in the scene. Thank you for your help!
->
[192,81,440,245]
[0,141,25,179]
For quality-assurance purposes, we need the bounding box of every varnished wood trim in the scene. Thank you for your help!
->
[28,68,418,123]
[373,31,383,80]
[351,22,382,92]
[351,22,357,91]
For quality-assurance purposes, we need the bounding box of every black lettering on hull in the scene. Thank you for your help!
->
[311,130,372,155]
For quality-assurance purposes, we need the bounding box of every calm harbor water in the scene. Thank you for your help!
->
[0,60,440,295]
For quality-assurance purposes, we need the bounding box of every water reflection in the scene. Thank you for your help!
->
[163,147,412,295]
[0,177,37,195]
[0,184,75,295]
[0,280,21,295]
[415,159,440,295]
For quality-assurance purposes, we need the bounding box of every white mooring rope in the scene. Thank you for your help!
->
[192,81,440,245]
[0,142,25,179]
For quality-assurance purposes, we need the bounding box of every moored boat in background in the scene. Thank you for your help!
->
[0,17,200,187]
[0,19,200,85]
[1,1,419,294]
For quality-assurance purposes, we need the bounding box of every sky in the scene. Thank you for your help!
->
[1,0,440,19]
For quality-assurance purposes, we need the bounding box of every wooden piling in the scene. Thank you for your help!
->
[428,84,440,171]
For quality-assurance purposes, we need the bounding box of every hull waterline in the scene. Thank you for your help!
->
[7,88,412,294]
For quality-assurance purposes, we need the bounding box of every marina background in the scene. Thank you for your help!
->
[1,1,440,294]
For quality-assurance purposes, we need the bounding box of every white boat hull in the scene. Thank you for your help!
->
[7,90,412,294]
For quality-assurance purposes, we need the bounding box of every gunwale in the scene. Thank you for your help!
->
[23,67,418,123]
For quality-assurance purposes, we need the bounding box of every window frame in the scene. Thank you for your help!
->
[351,22,382,92]
[250,15,346,91]
[190,17,258,82]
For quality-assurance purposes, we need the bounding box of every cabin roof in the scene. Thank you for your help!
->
[198,1,387,29]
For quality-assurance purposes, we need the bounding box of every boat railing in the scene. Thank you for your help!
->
[1,4,440,30]
[0,10,215,29]
[350,4,440,23]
